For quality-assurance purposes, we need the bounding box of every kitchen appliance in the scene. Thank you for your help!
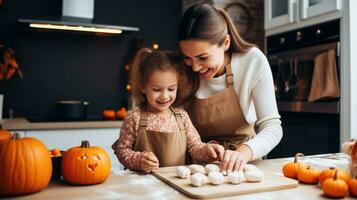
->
[267,19,340,113]
[266,20,340,158]
[54,100,89,121]
[18,0,139,34]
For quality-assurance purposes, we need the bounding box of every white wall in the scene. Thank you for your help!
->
[341,0,357,142]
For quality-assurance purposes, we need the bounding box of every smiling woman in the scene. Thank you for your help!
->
[178,3,283,174]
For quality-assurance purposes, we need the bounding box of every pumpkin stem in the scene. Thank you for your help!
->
[81,140,90,148]
[294,153,304,163]
[329,167,335,170]
[333,170,338,180]
[12,132,21,140]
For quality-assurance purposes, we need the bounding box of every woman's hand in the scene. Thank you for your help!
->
[206,143,225,161]
[140,151,159,172]
[220,144,253,175]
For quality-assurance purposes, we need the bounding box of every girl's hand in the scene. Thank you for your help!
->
[206,143,224,161]
[220,144,253,175]
[140,151,159,172]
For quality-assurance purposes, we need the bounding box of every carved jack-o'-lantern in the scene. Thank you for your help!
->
[61,140,111,185]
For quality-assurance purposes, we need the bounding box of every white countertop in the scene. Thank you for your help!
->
[3,153,354,200]
[0,118,123,130]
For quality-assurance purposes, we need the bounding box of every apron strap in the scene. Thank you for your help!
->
[139,111,148,129]
[170,107,184,133]
[225,63,234,87]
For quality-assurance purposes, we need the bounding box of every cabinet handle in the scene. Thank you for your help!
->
[300,0,308,20]
[288,0,295,22]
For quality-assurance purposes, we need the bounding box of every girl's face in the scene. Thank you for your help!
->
[141,70,178,115]
[179,36,230,80]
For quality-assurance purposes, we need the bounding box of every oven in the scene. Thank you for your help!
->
[266,20,340,158]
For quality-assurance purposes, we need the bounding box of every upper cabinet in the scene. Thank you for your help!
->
[265,0,294,30]
[300,0,341,19]
[265,0,342,34]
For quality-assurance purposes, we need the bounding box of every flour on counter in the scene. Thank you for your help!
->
[127,175,160,186]
[113,169,135,176]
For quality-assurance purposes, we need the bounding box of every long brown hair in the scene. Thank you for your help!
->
[178,3,253,54]
[130,48,198,107]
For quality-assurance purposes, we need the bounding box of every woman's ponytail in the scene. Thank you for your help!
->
[216,7,253,54]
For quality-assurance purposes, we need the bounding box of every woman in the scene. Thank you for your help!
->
[178,3,283,174]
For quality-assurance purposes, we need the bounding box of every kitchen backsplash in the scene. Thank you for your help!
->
[0,0,181,119]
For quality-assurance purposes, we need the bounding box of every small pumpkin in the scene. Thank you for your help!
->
[0,133,52,195]
[61,140,111,185]
[0,129,12,141]
[297,165,320,184]
[282,152,306,179]
[51,148,62,157]
[116,107,128,120]
[348,177,357,197]
[319,167,350,187]
[102,109,116,120]
[322,170,348,198]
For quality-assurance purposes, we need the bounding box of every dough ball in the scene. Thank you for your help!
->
[245,169,264,182]
[189,164,205,174]
[205,164,220,174]
[176,166,190,179]
[243,164,259,172]
[208,171,224,185]
[227,171,245,184]
[191,173,207,187]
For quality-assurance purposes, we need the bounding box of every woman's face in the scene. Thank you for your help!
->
[179,37,230,80]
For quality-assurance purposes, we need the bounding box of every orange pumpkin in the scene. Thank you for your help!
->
[322,170,348,198]
[0,129,12,141]
[282,152,306,179]
[102,109,116,120]
[61,140,111,185]
[297,165,321,184]
[319,167,350,187]
[116,107,128,120]
[348,177,357,197]
[51,148,62,157]
[0,133,52,195]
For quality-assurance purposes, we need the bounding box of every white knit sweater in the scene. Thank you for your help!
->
[195,47,283,160]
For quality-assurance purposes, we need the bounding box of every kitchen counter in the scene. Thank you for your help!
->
[3,153,354,200]
[0,118,123,130]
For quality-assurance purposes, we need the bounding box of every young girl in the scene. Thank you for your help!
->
[112,48,224,172]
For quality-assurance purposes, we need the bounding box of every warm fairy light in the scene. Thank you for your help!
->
[29,23,123,34]
[152,43,159,49]
[126,84,132,91]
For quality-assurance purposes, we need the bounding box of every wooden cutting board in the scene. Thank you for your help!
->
[152,166,298,199]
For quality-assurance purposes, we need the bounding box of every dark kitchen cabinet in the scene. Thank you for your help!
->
[268,112,340,158]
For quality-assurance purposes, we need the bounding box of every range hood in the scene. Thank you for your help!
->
[18,0,139,34]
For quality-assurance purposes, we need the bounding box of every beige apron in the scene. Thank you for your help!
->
[134,107,187,167]
[186,64,255,150]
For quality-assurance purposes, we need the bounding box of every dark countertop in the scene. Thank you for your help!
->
[0,118,123,131]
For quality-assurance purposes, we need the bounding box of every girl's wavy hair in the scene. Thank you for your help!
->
[178,3,253,54]
[130,48,199,108]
